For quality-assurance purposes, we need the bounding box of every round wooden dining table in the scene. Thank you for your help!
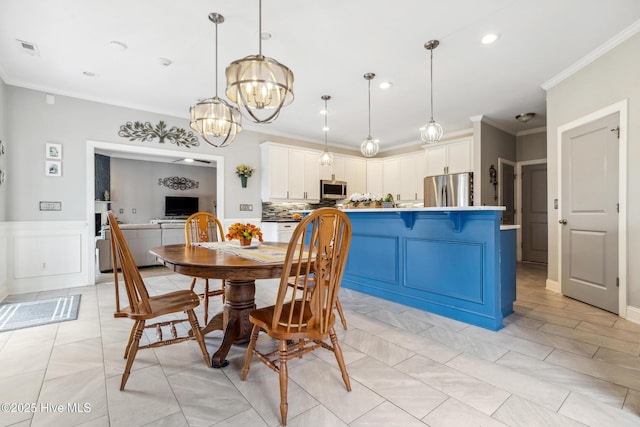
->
[150,242,291,368]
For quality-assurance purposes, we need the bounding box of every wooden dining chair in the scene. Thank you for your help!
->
[184,212,225,324]
[108,211,210,391]
[241,208,352,426]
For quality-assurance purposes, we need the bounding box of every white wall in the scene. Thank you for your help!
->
[546,33,640,310]
[0,76,7,221]
[109,157,217,224]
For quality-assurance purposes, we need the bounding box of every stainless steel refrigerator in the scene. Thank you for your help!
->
[424,172,474,207]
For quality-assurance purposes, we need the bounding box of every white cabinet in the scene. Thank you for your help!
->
[343,157,367,195]
[261,222,297,243]
[366,160,383,196]
[378,152,426,202]
[261,143,321,201]
[425,137,472,176]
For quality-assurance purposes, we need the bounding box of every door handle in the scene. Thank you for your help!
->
[559,219,567,224]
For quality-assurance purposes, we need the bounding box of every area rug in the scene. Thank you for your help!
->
[0,294,81,332]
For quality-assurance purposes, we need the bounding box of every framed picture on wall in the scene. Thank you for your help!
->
[46,143,62,160]
[45,160,62,176]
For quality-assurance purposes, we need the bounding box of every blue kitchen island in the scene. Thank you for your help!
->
[338,207,516,331]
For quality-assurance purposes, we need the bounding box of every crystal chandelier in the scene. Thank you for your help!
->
[360,73,379,158]
[420,40,443,144]
[226,0,294,123]
[189,13,242,148]
[319,95,334,166]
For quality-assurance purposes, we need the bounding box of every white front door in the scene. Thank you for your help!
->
[560,113,619,313]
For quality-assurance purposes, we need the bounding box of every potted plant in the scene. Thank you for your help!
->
[226,223,263,246]
[345,193,383,208]
[235,164,254,188]
[382,194,394,208]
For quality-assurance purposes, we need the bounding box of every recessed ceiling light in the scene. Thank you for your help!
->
[183,158,194,163]
[481,33,500,44]
[109,40,128,51]
[82,71,97,77]
[322,126,329,131]
[379,82,392,89]
[515,112,535,123]
[158,57,172,67]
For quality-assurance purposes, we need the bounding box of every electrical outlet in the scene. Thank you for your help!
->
[119,208,124,214]
[240,204,253,211]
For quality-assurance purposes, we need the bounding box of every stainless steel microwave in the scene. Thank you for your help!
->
[320,179,348,200]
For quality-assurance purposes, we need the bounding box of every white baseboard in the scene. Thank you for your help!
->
[625,306,640,325]
[546,278,561,294]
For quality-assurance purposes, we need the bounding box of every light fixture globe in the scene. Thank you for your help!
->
[225,0,294,124]
[189,12,242,148]
[319,148,334,166]
[360,137,379,158]
[420,119,443,145]
[420,39,443,144]
[189,97,242,148]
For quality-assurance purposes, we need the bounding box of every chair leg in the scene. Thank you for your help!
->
[279,339,289,426]
[187,309,211,367]
[189,276,197,292]
[203,279,209,325]
[335,297,348,330]
[241,324,260,380]
[123,320,138,358]
[330,328,351,392]
[121,320,145,390]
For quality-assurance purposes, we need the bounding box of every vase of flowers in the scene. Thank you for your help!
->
[235,164,254,188]
[226,223,263,246]
[345,192,383,209]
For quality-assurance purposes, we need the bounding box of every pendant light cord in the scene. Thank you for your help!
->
[367,78,372,139]
[430,47,434,121]
[325,98,329,146]
[258,0,262,56]
[214,20,219,98]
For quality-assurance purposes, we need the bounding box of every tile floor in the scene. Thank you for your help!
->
[1,263,640,426]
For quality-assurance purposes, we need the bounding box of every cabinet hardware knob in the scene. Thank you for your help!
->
[559,219,567,224]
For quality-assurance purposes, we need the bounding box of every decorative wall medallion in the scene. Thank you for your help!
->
[158,176,199,190]
[118,121,200,148]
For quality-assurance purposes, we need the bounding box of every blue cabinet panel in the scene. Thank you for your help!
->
[346,233,398,284]
[405,238,483,303]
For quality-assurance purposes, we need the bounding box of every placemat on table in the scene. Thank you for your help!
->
[198,242,292,263]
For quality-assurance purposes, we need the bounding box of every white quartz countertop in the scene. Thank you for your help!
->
[293,206,506,213]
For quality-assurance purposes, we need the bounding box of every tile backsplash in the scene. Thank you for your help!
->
[261,201,336,221]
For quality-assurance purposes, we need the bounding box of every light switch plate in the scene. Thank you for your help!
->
[240,204,253,211]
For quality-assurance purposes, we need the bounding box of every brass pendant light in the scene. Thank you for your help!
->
[189,13,242,148]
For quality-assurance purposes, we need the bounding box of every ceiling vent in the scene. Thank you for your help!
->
[16,39,40,56]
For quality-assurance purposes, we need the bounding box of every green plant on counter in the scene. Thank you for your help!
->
[383,194,394,203]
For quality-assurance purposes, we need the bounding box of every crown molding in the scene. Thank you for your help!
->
[517,127,546,137]
[542,19,640,90]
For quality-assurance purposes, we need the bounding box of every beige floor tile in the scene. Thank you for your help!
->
[45,337,104,380]
[422,398,508,427]
[577,320,640,344]
[396,354,510,415]
[351,401,426,427]
[623,389,640,417]
[0,369,45,425]
[286,405,348,427]
[459,324,553,359]
[31,366,107,427]
[539,323,640,355]
[500,322,598,358]
[559,392,640,427]
[288,358,385,424]
[348,356,447,418]
[593,346,640,372]
[446,352,570,411]
[492,395,584,426]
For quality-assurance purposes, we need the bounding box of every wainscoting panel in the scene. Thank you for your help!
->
[7,221,89,295]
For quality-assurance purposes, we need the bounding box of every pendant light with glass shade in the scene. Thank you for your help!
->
[226,0,294,124]
[360,73,379,158]
[318,95,334,166]
[420,40,444,144]
[189,13,242,148]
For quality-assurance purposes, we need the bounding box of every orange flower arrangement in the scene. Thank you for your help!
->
[226,222,264,243]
